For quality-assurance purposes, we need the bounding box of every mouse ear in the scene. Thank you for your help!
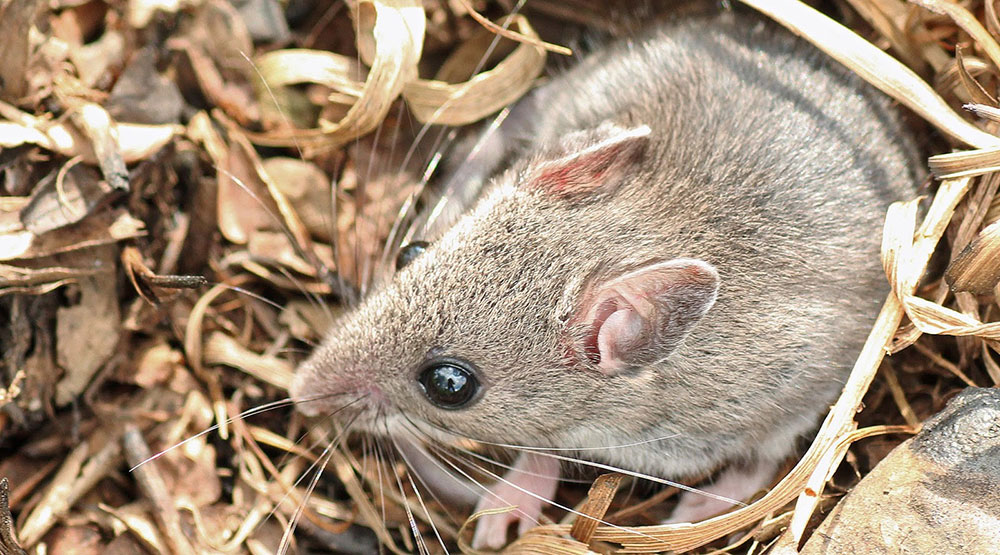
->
[574,259,719,374]
[526,123,650,200]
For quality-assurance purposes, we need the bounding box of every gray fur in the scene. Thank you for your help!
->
[292,9,922,483]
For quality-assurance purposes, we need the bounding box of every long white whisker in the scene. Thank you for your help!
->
[429,443,674,544]
[416,107,510,239]
[383,437,431,555]
[382,1,529,267]
[277,412,358,555]
[390,436,451,554]
[398,417,587,485]
[237,49,305,159]
[129,397,297,471]
[407,417,745,507]
[417,441,540,530]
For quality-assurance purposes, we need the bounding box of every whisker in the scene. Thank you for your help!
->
[188,281,320,349]
[381,1,528,267]
[271,262,334,325]
[129,397,298,471]
[371,407,389,555]
[405,417,746,508]
[390,434,472,522]
[414,440,540,530]
[441,440,591,485]
[369,101,410,283]
[383,437,432,555]
[238,48,305,160]
[393,425,492,506]
[277,411,360,554]
[416,106,510,239]
[401,465,450,555]
[427,443,672,544]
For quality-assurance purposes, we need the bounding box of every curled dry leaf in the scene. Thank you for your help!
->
[19,163,114,235]
[247,0,426,152]
[402,15,546,126]
[249,0,548,150]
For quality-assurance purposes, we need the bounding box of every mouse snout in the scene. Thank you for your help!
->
[290,351,384,418]
[289,367,325,417]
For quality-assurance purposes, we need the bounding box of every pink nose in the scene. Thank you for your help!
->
[289,364,333,417]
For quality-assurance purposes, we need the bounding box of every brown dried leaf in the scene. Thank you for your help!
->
[402,14,546,125]
[117,340,183,388]
[20,163,114,235]
[0,102,182,164]
[0,209,144,261]
[106,48,185,125]
[55,249,121,405]
[263,157,334,242]
[946,219,1000,294]
[955,46,998,107]
[247,0,426,151]
[568,473,624,545]
[202,331,294,390]
[19,429,124,547]
[43,525,103,555]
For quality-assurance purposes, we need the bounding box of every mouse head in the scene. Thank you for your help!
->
[291,122,719,449]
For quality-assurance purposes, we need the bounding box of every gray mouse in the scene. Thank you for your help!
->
[291,6,923,550]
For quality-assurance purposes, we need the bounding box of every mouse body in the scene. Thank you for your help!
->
[291,6,923,549]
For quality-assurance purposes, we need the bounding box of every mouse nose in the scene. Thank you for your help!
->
[289,366,324,417]
[290,350,379,418]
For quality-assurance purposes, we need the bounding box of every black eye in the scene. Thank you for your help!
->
[418,358,480,409]
[396,241,429,270]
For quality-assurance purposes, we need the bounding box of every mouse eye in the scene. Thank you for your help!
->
[418,357,480,409]
[396,241,429,270]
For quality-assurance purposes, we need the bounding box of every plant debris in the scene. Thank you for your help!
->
[2,0,1000,554]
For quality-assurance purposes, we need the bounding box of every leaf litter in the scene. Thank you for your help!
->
[0,0,999,553]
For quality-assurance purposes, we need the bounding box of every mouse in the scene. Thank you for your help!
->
[290,5,924,550]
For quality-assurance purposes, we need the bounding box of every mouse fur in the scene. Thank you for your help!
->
[291,4,923,541]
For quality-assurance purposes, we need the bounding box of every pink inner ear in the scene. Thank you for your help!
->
[583,298,619,365]
[574,259,719,375]
[528,125,650,199]
[597,308,642,369]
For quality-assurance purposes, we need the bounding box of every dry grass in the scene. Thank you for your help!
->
[1,0,1000,554]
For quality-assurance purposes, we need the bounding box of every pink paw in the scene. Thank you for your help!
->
[470,453,560,550]
[664,460,778,524]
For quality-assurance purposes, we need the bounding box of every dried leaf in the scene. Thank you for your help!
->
[0,209,145,261]
[55,249,121,405]
[401,15,546,125]
[247,0,426,151]
[20,163,115,235]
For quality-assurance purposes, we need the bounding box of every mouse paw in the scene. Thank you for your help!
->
[664,459,778,524]
[471,452,560,550]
